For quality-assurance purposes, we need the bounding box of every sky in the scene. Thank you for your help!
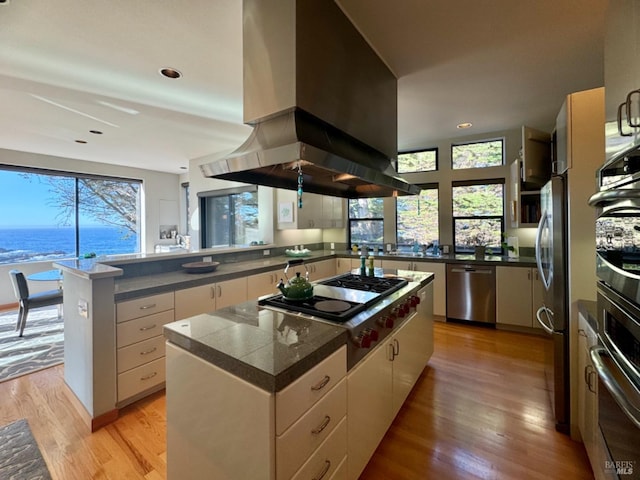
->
[0,170,98,227]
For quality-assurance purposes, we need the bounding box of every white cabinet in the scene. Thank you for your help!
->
[174,277,248,320]
[307,259,336,281]
[496,266,543,328]
[347,283,433,480]
[248,269,281,299]
[277,190,344,229]
[381,260,445,317]
[166,343,347,480]
[604,0,640,162]
[578,312,603,479]
[115,292,175,403]
[321,196,345,229]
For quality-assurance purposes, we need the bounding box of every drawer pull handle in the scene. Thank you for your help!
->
[313,460,331,480]
[140,372,157,381]
[139,303,157,310]
[140,347,157,356]
[310,375,330,391]
[139,324,157,332]
[311,415,331,435]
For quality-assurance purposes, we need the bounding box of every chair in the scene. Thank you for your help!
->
[8,269,63,337]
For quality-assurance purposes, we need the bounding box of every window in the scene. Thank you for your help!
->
[397,149,437,173]
[0,166,141,264]
[452,139,503,169]
[452,181,504,253]
[396,187,439,248]
[200,187,258,248]
[348,198,384,248]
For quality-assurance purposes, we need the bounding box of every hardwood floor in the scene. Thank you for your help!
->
[0,320,593,479]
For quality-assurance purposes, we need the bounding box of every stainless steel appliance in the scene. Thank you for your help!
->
[591,282,640,480]
[259,272,428,369]
[535,175,570,433]
[445,264,496,324]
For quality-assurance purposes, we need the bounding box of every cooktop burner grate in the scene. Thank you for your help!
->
[320,273,408,294]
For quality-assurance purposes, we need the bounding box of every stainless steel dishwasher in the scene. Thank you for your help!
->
[446,264,496,323]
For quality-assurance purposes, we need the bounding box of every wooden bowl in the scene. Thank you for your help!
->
[182,261,220,273]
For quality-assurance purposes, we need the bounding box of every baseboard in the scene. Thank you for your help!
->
[63,381,119,433]
[0,302,18,313]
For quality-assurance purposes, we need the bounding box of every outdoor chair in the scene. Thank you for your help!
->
[8,269,63,337]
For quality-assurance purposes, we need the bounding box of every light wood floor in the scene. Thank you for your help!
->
[0,320,593,480]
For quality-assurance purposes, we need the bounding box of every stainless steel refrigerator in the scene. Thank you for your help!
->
[535,175,570,433]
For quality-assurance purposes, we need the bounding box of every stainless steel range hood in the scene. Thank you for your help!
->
[200,0,420,198]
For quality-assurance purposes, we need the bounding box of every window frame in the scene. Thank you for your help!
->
[347,198,385,249]
[0,164,142,263]
[451,138,504,170]
[397,148,438,173]
[451,179,505,254]
[395,183,439,249]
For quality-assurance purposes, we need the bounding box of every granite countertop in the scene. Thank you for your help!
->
[163,299,349,392]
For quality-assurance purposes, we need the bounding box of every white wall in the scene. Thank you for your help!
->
[0,148,181,306]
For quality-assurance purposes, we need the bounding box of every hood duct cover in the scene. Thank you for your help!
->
[200,0,421,198]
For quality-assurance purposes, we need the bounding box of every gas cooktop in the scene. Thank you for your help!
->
[258,273,409,322]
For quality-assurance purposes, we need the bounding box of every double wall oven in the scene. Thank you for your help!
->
[589,150,640,478]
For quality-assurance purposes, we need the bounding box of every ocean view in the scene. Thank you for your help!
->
[0,226,139,264]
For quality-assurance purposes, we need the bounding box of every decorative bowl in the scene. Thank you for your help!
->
[285,249,311,257]
[182,261,220,273]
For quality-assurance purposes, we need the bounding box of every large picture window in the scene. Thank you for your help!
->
[0,166,141,264]
[200,187,259,248]
[452,181,504,253]
[452,139,503,169]
[348,198,384,249]
[396,187,439,248]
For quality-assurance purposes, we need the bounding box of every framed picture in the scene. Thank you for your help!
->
[278,202,294,223]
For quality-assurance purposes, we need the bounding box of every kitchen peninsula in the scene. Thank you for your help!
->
[54,247,536,432]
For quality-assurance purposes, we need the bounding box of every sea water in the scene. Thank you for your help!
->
[0,226,138,264]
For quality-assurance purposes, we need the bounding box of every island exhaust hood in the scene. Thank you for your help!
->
[200,0,421,198]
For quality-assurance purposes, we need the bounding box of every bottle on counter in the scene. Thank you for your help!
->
[360,255,366,275]
[368,255,375,276]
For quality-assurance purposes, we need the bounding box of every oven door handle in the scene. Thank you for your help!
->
[535,306,554,334]
[590,345,640,429]
[588,188,640,208]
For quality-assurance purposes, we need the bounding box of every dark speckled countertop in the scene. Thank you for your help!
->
[163,301,349,392]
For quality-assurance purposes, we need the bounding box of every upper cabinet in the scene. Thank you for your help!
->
[509,126,551,228]
[604,0,640,162]
[277,190,344,229]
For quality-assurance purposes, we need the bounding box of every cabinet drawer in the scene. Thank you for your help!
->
[117,335,166,373]
[329,456,347,480]
[117,357,165,402]
[275,346,346,435]
[289,417,347,480]
[117,292,174,323]
[277,379,346,480]
[117,309,175,347]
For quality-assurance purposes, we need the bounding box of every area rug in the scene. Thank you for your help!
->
[0,418,52,479]
[0,307,63,383]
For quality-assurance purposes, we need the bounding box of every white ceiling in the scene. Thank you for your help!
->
[0,0,607,175]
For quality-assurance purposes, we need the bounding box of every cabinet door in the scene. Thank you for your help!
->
[496,267,533,327]
[248,270,280,299]
[216,277,248,309]
[532,269,544,329]
[347,341,393,480]
[335,258,352,274]
[175,284,217,320]
[307,259,336,281]
[414,262,445,317]
[277,189,323,229]
[321,196,344,229]
[578,313,599,472]
[391,314,427,416]
[380,259,413,271]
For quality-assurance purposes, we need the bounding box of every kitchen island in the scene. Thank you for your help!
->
[163,271,434,480]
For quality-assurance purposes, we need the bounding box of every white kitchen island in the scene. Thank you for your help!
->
[163,273,434,480]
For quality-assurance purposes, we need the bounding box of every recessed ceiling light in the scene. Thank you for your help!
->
[456,122,473,129]
[180,166,188,170]
[75,140,87,144]
[89,130,103,135]
[160,67,182,79]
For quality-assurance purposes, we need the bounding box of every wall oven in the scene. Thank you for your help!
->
[592,283,640,480]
